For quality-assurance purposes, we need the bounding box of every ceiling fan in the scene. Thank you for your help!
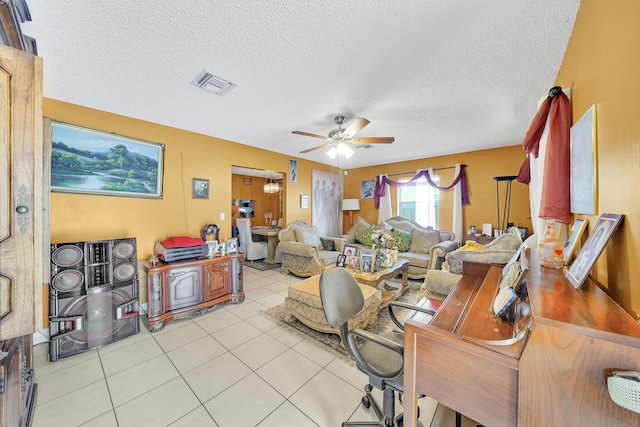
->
[293,116,394,157]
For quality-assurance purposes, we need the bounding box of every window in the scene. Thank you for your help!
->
[398,176,439,228]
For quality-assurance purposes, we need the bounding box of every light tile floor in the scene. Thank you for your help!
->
[32,267,479,427]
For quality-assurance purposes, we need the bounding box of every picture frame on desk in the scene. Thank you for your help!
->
[206,241,218,257]
[343,244,359,258]
[567,213,623,288]
[564,218,588,264]
[359,253,374,274]
[225,237,238,254]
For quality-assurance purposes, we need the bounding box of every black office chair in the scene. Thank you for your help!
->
[319,268,435,427]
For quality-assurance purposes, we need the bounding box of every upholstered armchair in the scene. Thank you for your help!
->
[421,227,526,300]
[277,220,344,277]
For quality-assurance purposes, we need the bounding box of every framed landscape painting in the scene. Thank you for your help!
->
[50,121,165,198]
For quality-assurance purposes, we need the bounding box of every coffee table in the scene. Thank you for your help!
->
[350,259,409,307]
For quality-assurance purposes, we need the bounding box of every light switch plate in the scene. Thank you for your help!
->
[220,212,225,221]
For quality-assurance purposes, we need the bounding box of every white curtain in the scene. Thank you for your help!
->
[414,169,438,228]
[452,164,463,244]
[377,174,392,222]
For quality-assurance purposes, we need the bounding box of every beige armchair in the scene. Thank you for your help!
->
[277,220,344,277]
[421,227,525,300]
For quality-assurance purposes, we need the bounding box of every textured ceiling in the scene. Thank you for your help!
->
[22,0,580,169]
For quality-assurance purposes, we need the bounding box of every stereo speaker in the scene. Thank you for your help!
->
[49,237,140,361]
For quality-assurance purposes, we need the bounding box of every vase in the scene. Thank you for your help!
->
[390,247,399,264]
[538,220,564,269]
[375,248,393,271]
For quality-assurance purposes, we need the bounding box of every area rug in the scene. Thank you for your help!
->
[261,280,431,365]
[244,260,281,271]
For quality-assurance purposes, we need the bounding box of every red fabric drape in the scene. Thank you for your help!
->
[517,90,571,224]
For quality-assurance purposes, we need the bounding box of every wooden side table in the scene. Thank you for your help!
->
[351,259,409,307]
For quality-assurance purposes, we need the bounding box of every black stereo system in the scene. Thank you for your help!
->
[48,237,140,362]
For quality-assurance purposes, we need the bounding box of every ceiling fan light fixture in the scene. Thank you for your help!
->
[337,142,354,158]
[326,147,338,159]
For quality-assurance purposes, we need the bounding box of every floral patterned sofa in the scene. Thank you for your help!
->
[340,215,459,280]
[277,220,345,277]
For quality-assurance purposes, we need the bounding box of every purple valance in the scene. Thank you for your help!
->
[374,165,469,208]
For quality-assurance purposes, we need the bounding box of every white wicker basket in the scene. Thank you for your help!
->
[608,375,640,413]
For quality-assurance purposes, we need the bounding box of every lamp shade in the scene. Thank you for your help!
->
[342,199,360,211]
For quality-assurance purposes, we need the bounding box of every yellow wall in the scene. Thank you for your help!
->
[555,0,640,319]
[45,99,330,260]
[343,145,532,236]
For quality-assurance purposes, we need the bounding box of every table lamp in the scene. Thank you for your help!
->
[342,199,360,228]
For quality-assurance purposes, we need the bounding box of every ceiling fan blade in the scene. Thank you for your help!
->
[352,137,395,144]
[292,131,328,139]
[343,117,370,138]
[300,143,332,154]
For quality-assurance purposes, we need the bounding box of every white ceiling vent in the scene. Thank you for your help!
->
[191,70,237,96]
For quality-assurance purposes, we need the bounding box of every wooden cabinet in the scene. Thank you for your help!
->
[143,255,244,332]
[404,250,640,427]
[0,335,36,427]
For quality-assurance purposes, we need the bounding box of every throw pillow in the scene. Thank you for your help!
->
[392,228,412,252]
[294,226,322,248]
[379,221,393,232]
[320,238,335,251]
[458,241,485,252]
[348,216,371,238]
[409,228,441,254]
[356,225,378,246]
[484,227,523,251]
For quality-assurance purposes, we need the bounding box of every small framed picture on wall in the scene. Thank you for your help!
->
[192,178,209,199]
[290,159,298,183]
[361,179,375,200]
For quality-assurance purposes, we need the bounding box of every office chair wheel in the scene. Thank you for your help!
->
[361,395,371,409]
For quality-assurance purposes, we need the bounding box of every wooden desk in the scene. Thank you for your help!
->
[250,226,281,263]
[404,251,640,426]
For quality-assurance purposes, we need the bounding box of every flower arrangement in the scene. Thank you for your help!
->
[371,229,394,248]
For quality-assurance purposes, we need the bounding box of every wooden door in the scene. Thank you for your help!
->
[165,267,203,311]
[204,261,230,301]
[0,44,43,340]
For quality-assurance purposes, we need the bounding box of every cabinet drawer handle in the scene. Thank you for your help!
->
[16,205,28,214]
